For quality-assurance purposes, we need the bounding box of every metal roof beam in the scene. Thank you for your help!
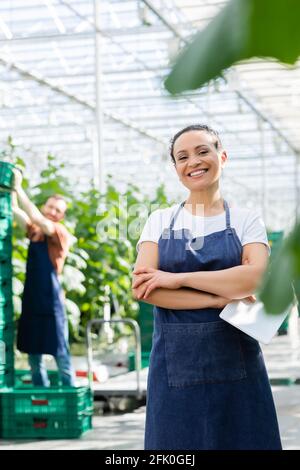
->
[0,55,165,145]
[0,32,93,43]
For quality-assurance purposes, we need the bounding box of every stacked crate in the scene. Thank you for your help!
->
[0,162,14,388]
[0,386,93,438]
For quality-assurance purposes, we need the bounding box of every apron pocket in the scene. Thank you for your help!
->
[162,321,247,387]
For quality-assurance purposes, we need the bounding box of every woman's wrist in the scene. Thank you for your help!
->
[178,272,188,288]
[180,271,205,290]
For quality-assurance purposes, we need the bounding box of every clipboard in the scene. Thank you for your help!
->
[219,299,291,344]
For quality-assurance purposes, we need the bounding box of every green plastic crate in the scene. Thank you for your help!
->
[0,335,14,366]
[0,280,12,303]
[270,378,295,386]
[0,386,93,439]
[15,369,60,387]
[0,366,14,387]
[0,297,13,323]
[268,231,284,242]
[267,231,284,258]
[0,322,14,346]
[0,236,12,255]
[1,357,14,374]
[0,412,92,439]
[1,342,14,368]
[267,232,287,332]
[0,162,14,190]
[0,386,93,416]
[0,218,12,238]
[138,301,154,352]
[127,302,154,372]
[0,193,11,218]
[0,256,12,280]
[0,353,14,369]
[128,351,151,371]
[0,339,4,366]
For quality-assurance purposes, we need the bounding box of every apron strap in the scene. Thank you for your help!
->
[223,199,231,229]
[169,202,185,230]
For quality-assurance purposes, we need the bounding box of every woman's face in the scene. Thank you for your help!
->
[173,130,227,191]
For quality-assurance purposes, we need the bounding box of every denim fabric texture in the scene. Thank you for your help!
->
[17,238,68,356]
[28,319,75,387]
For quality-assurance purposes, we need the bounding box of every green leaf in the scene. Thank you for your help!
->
[68,253,87,270]
[65,298,81,328]
[259,246,294,314]
[13,277,24,296]
[13,295,22,315]
[293,277,300,302]
[286,221,300,275]
[61,265,85,293]
[165,0,300,93]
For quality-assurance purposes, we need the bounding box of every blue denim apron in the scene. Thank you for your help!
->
[144,200,282,450]
[17,239,66,356]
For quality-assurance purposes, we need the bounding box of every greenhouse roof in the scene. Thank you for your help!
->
[0,0,299,231]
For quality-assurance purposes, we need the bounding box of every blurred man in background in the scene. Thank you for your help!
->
[12,169,75,386]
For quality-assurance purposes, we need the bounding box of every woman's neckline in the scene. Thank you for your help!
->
[181,202,226,219]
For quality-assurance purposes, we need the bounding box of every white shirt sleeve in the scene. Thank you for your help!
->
[136,210,164,251]
[241,209,271,254]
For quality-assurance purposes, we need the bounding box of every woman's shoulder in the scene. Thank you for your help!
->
[229,203,261,219]
[229,204,266,232]
[148,203,181,221]
[137,204,181,250]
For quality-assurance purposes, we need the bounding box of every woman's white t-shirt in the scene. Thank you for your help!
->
[137,203,270,254]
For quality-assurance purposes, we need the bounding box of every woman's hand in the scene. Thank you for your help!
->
[132,267,183,299]
[244,294,257,303]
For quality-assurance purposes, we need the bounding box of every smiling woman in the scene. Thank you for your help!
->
[132,124,282,451]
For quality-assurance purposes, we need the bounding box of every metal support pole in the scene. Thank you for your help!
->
[94,0,104,192]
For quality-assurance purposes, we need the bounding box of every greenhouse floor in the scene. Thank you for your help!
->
[1,385,300,450]
[1,324,300,450]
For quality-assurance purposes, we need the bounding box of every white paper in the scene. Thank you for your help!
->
[219,299,290,344]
